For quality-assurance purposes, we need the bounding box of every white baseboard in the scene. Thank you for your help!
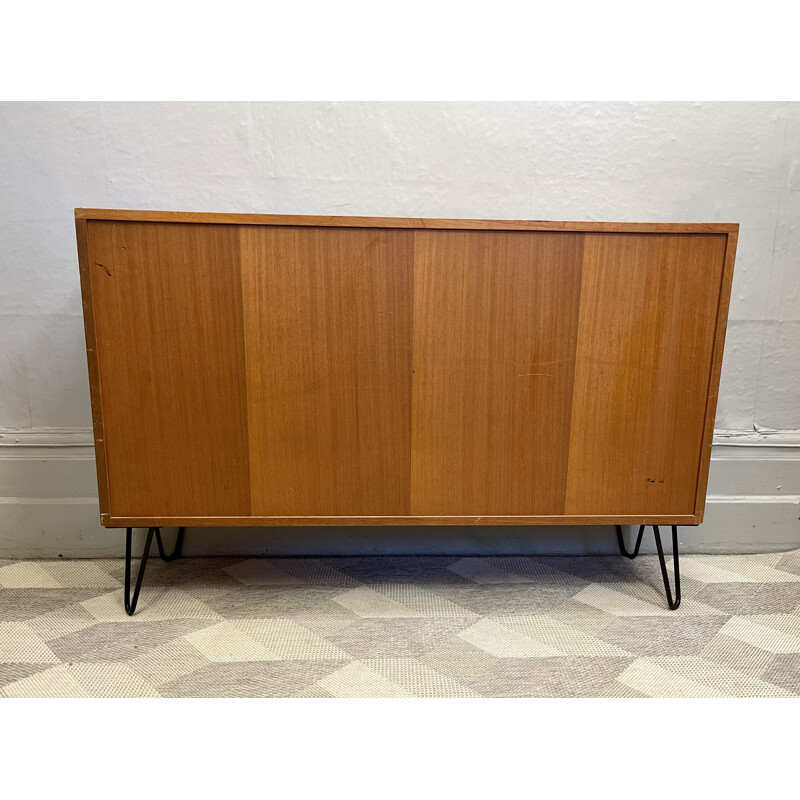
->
[0,431,798,558]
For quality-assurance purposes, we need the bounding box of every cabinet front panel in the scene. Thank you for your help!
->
[88,221,252,517]
[410,231,585,515]
[241,226,414,516]
[564,233,728,515]
[79,213,735,525]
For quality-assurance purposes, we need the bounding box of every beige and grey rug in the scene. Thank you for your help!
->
[1,550,800,698]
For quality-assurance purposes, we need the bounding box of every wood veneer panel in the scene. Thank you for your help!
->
[411,231,585,516]
[565,233,728,516]
[76,216,111,520]
[106,514,699,527]
[693,230,738,519]
[240,226,414,515]
[76,208,738,234]
[79,210,737,527]
[87,221,251,518]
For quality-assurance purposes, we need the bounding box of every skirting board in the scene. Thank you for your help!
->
[0,434,798,558]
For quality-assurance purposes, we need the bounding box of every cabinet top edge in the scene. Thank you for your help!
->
[75,209,739,234]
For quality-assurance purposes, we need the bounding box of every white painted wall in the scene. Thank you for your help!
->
[1,101,798,555]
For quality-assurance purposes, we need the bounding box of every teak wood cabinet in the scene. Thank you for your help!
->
[76,210,738,530]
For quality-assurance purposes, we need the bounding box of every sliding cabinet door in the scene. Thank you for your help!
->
[410,230,727,519]
[90,221,415,520]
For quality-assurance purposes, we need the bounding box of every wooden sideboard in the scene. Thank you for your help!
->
[76,210,737,530]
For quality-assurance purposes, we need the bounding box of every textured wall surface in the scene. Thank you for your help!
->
[0,101,798,555]
[1,101,798,437]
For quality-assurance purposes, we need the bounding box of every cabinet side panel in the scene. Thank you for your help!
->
[565,233,727,516]
[87,221,252,517]
[693,230,738,518]
[241,226,414,515]
[411,230,585,515]
[76,217,111,520]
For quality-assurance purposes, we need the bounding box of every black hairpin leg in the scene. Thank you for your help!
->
[615,524,681,610]
[124,526,185,616]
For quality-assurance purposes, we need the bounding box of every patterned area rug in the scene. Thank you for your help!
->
[1,551,800,697]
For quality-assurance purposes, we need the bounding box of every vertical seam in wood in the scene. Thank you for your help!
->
[237,225,253,516]
[563,233,589,515]
[409,229,418,516]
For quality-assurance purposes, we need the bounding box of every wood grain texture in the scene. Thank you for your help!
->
[411,231,584,515]
[564,233,728,517]
[75,208,738,234]
[75,216,111,520]
[241,226,414,515]
[87,221,251,517]
[693,229,738,519]
[76,211,737,527]
[105,514,699,527]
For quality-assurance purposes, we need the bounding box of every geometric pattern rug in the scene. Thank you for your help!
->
[1,550,800,698]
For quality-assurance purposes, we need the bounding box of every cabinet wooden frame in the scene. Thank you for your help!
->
[76,209,737,529]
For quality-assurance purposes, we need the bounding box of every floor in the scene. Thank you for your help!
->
[1,550,799,698]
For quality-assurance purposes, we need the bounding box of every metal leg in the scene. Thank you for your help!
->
[124,526,185,616]
[652,525,681,610]
[153,526,184,562]
[616,524,646,559]
[615,524,681,610]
